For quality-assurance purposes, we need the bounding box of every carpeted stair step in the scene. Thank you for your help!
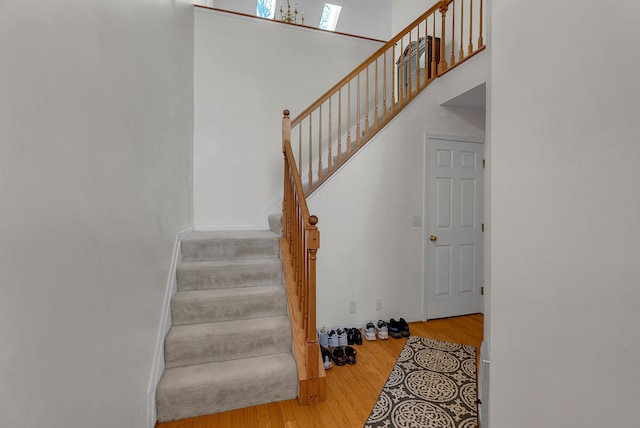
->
[164,315,292,369]
[176,259,283,291]
[171,285,287,326]
[156,229,299,422]
[156,352,298,422]
[181,230,280,262]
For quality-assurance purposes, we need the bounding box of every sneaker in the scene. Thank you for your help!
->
[336,328,348,346]
[376,320,389,340]
[317,327,329,348]
[399,318,410,337]
[362,322,376,341]
[321,346,332,370]
[388,319,402,338]
[328,329,339,347]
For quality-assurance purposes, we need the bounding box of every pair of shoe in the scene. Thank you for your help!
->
[323,328,345,347]
[388,318,410,338]
[330,345,357,366]
[332,328,349,347]
[346,327,363,345]
[362,320,391,340]
[319,327,363,347]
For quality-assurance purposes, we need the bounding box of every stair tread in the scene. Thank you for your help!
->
[181,230,281,262]
[167,315,290,337]
[156,353,298,422]
[183,230,279,241]
[171,285,287,325]
[164,316,292,368]
[178,259,281,268]
[176,259,284,291]
[159,352,297,387]
[173,284,284,300]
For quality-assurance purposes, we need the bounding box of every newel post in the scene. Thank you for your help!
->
[282,110,291,242]
[306,215,320,381]
[306,215,319,339]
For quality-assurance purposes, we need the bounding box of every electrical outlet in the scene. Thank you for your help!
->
[349,301,356,313]
[376,299,382,311]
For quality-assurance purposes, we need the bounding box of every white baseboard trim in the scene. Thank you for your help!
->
[146,225,193,428]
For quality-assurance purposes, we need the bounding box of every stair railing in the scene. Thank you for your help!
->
[280,110,324,405]
[289,0,485,195]
[279,0,485,405]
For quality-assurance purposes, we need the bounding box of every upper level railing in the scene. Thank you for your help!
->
[289,0,485,195]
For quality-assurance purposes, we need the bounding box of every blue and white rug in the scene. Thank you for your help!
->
[364,336,478,428]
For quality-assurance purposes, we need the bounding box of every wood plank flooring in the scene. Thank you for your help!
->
[157,314,483,428]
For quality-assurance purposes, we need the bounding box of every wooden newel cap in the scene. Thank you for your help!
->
[309,215,318,225]
[283,109,290,117]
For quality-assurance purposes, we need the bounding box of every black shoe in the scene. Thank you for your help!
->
[332,346,346,366]
[388,318,402,338]
[353,328,363,345]
[399,318,410,337]
[344,346,357,365]
[346,328,355,345]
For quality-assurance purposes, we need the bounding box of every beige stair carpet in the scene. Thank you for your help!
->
[156,230,298,422]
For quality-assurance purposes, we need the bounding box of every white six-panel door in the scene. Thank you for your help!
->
[426,136,484,319]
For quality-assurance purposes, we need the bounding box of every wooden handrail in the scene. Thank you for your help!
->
[279,0,486,405]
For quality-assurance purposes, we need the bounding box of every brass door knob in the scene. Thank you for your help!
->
[429,235,437,241]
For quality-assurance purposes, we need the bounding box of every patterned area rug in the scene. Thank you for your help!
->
[364,336,478,428]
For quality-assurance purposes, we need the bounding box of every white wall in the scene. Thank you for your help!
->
[489,1,640,427]
[391,0,430,35]
[0,1,194,427]
[209,0,392,40]
[194,8,383,228]
[309,58,487,328]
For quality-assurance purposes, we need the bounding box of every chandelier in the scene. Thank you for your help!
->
[279,1,304,25]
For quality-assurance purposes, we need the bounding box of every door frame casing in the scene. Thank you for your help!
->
[422,133,485,321]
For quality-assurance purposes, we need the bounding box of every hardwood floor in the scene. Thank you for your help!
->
[157,314,484,428]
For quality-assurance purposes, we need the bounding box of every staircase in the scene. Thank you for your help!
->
[288,0,485,196]
[155,227,298,422]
